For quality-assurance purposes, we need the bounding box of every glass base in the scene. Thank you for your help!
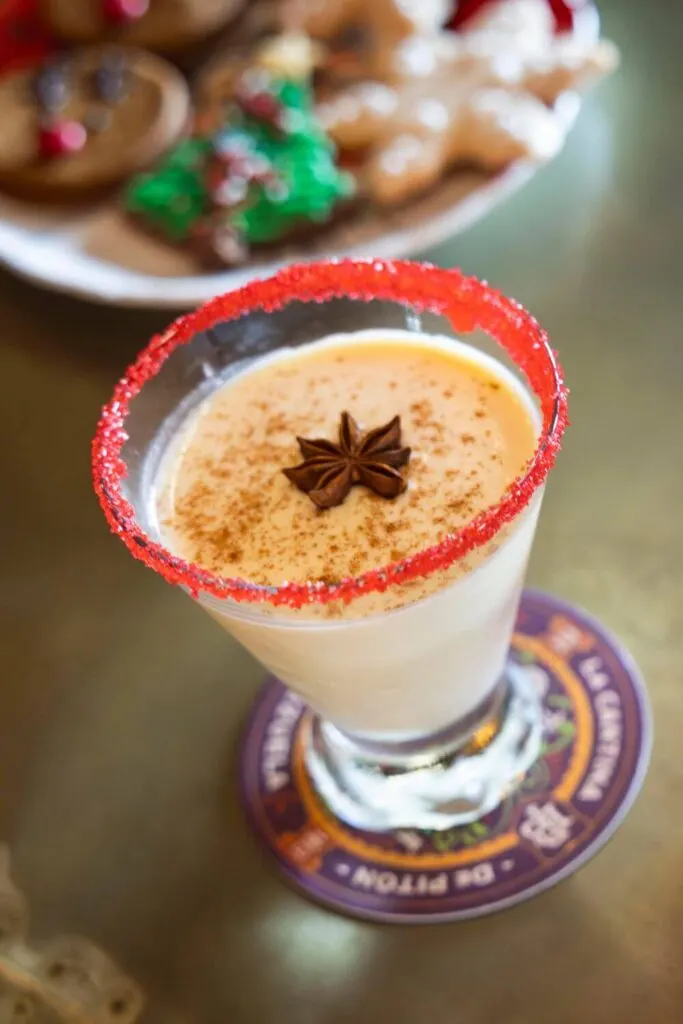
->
[303,666,543,831]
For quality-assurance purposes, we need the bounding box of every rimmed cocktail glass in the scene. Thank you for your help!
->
[92,260,567,831]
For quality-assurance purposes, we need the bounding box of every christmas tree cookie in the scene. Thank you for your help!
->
[126,52,355,268]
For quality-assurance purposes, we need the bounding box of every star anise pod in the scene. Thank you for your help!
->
[283,412,411,510]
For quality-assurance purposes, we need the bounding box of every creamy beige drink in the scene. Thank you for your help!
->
[153,329,539,739]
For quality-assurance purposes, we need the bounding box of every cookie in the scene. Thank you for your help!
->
[126,64,355,267]
[225,0,282,47]
[195,32,324,132]
[41,0,247,56]
[281,0,453,81]
[453,0,619,104]
[0,46,191,202]
[317,0,618,205]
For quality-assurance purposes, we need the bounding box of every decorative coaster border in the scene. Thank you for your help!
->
[240,590,653,923]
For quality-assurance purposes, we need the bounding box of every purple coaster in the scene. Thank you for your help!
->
[239,590,652,923]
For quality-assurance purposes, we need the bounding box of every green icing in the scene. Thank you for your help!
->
[126,138,213,241]
[229,80,354,244]
[125,76,354,251]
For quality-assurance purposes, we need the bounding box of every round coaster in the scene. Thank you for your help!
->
[240,590,652,923]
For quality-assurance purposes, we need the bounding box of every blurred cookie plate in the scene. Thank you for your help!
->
[0,11,596,309]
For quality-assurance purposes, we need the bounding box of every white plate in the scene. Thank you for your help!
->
[0,11,597,310]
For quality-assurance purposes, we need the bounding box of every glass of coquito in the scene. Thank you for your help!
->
[93,261,567,832]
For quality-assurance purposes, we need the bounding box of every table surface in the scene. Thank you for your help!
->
[1,0,681,1020]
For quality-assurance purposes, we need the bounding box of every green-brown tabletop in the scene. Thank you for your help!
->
[1,0,680,1020]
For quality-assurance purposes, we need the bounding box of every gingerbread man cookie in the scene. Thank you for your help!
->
[42,0,246,56]
[0,46,190,201]
[317,0,618,205]
[454,0,618,104]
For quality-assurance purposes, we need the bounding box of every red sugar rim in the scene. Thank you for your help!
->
[92,259,568,609]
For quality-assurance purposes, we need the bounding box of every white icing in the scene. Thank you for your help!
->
[240,67,271,93]
[214,179,248,205]
[395,37,439,78]
[416,98,449,132]
[318,97,360,125]
[394,0,453,34]
[380,134,423,175]
[358,84,399,116]
[470,90,564,161]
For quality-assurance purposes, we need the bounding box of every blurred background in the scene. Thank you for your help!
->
[0,0,681,1022]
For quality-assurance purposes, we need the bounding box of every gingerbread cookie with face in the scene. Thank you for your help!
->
[41,0,246,56]
[0,46,191,201]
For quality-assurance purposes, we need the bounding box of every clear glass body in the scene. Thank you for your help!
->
[112,289,561,831]
[198,491,543,742]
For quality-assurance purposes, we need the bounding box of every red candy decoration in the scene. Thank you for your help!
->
[235,87,286,132]
[39,119,87,158]
[0,0,56,75]
[449,0,588,34]
[92,260,568,610]
[548,0,588,33]
[211,151,277,188]
[102,0,150,24]
[448,0,494,29]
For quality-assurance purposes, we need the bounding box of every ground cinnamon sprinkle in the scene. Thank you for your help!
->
[155,333,537,592]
